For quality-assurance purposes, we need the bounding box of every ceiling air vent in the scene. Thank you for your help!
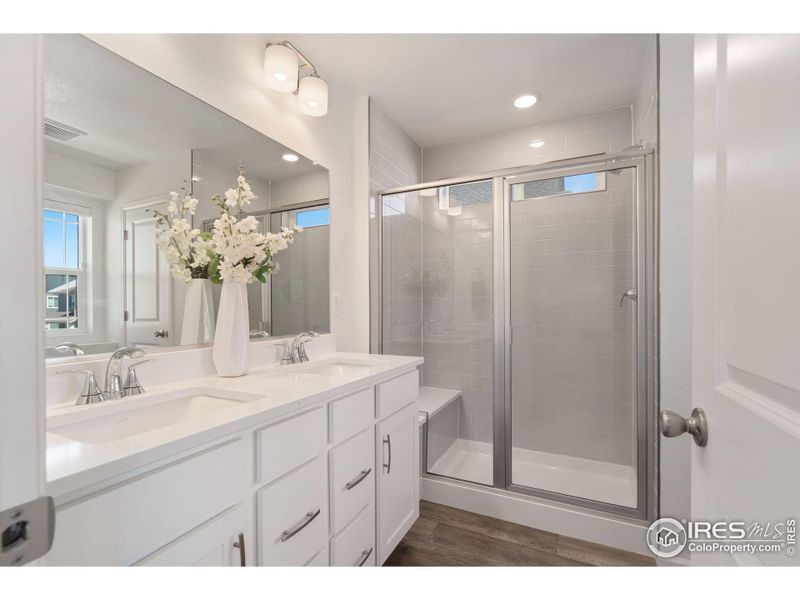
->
[44,118,87,142]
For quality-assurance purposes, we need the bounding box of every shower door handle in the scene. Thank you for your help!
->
[619,289,638,307]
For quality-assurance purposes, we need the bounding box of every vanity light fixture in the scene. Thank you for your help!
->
[514,94,538,109]
[264,41,329,117]
[529,140,545,148]
[282,153,299,162]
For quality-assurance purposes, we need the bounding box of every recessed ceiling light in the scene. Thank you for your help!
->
[514,94,538,109]
[282,153,299,162]
[529,140,545,148]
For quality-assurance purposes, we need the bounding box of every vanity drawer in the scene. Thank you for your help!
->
[46,439,245,565]
[256,407,326,484]
[331,504,376,567]
[329,427,375,534]
[377,370,419,418]
[329,388,374,443]
[257,457,327,566]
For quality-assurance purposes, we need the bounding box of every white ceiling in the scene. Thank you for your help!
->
[44,35,322,181]
[287,34,653,147]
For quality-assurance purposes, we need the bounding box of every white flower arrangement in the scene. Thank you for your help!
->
[151,185,215,283]
[207,168,301,285]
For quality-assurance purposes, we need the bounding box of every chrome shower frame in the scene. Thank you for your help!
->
[373,148,658,523]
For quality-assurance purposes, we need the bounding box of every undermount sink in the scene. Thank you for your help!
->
[48,388,261,445]
[293,358,383,378]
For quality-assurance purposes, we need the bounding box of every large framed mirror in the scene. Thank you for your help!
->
[43,34,330,360]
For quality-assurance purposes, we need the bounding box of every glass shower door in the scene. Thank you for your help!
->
[506,165,641,510]
[380,180,495,486]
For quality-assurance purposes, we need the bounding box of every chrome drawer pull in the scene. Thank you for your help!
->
[232,532,246,566]
[355,547,373,567]
[281,508,321,542]
[383,435,392,474]
[344,468,372,491]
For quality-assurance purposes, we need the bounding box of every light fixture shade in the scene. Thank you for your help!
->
[298,76,329,117]
[264,44,299,92]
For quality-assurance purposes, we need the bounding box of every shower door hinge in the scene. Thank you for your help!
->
[123,310,129,322]
[123,229,128,242]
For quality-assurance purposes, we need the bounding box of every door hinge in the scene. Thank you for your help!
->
[123,229,128,241]
[123,310,129,322]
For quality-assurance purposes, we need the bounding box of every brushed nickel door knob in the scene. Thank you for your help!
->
[660,408,708,447]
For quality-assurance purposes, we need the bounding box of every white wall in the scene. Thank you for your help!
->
[44,151,116,199]
[191,152,271,225]
[0,34,45,509]
[87,34,368,352]
[658,34,694,529]
[422,108,633,181]
[270,170,329,209]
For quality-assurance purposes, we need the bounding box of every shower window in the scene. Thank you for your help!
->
[511,172,606,201]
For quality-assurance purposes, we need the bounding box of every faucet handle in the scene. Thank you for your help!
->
[54,343,85,356]
[297,331,317,363]
[56,369,106,405]
[278,343,295,366]
[124,359,154,396]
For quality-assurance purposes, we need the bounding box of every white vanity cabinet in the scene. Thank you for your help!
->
[137,506,246,566]
[376,403,420,564]
[44,365,421,567]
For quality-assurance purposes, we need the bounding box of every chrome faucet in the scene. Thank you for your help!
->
[54,343,85,356]
[280,331,318,365]
[105,346,144,399]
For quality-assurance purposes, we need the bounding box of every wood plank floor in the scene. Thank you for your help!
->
[385,500,656,567]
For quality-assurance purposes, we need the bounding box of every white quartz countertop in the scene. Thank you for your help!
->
[45,352,422,499]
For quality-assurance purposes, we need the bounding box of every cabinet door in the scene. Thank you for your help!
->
[137,506,246,566]
[376,403,419,564]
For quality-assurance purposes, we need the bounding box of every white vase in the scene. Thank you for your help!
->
[180,279,216,346]
[212,280,250,377]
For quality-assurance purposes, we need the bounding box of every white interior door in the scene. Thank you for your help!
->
[124,202,173,347]
[691,34,800,566]
[0,34,50,565]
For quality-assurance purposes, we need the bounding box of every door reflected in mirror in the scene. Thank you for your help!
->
[43,34,331,360]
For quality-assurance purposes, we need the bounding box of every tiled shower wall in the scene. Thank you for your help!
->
[509,169,637,466]
[419,191,495,444]
[270,220,330,336]
[375,104,640,467]
[369,99,422,353]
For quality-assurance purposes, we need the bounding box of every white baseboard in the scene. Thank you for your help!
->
[421,475,652,557]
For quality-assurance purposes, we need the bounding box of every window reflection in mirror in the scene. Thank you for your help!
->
[43,34,331,360]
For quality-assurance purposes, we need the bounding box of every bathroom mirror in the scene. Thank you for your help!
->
[43,34,330,360]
